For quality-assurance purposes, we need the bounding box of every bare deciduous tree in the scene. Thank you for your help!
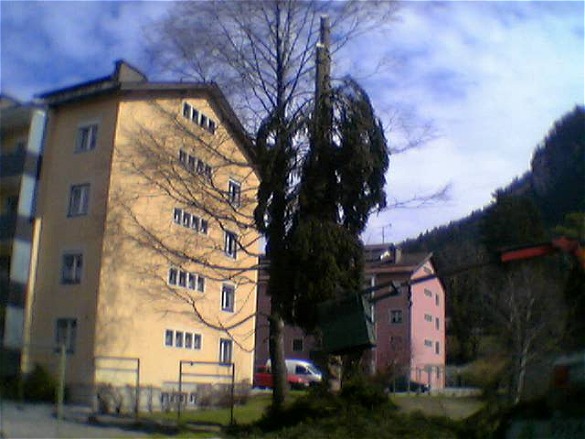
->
[147,0,402,409]
[482,263,564,404]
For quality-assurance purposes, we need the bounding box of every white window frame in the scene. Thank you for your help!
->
[75,123,98,152]
[165,329,174,347]
[193,333,202,350]
[200,219,209,234]
[197,275,205,293]
[228,179,241,208]
[168,268,178,286]
[224,231,238,259]
[185,332,193,349]
[62,253,83,284]
[221,284,235,312]
[182,212,191,228]
[175,331,184,348]
[182,102,192,119]
[68,183,90,217]
[173,208,182,224]
[55,318,77,353]
[219,338,233,364]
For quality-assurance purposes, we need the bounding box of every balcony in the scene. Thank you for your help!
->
[0,215,17,241]
[0,150,26,179]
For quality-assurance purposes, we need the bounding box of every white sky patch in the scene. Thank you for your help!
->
[1,0,582,245]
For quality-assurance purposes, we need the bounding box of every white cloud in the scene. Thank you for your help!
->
[1,0,582,245]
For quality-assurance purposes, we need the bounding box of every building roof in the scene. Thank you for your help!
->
[364,243,432,276]
[35,60,255,164]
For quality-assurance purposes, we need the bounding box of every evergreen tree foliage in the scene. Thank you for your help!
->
[286,78,389,332]
[402,106,584,365]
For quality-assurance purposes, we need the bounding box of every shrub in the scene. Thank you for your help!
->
[23,364,58,402]
[340,376,392,410]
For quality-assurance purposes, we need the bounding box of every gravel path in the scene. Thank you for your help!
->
[0,401,148,438]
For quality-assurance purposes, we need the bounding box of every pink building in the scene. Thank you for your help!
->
[254,244,446,389]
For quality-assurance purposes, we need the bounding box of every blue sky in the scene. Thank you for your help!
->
[1,0,583,244]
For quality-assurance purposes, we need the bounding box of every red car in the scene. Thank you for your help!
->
[253,365,310,390]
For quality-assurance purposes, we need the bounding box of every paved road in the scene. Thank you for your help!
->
[0,401,148,438]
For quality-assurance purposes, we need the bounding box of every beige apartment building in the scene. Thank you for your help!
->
[21,61,259,405]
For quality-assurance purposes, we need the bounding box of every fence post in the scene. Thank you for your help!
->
[230,363,235,426]
[56,343,66,421]
[135,358,140,420]
[177,361,183,423]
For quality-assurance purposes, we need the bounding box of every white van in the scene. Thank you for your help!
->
[266,359,323,385]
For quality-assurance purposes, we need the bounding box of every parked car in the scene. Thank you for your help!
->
[386,376,430,393]
[253,365,309,390]
[266,359,323,386]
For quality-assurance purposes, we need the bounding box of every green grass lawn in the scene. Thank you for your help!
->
[142,391,484,438]
[391,394,485,420]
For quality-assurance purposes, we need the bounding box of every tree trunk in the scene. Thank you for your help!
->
[269,302,288,411]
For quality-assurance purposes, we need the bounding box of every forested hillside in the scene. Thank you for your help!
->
[401,106,584,396]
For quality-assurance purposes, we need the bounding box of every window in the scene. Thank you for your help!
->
[165,329,174,347]
[191,108,199,124]
[172,208,207,234]
[424,339,433,347]
[182,212,191,228]
[165,330,202,350]
[75,124,98,152]
[435,294,440,306]
[219,339,233,364]
[292,338,303,352]
[228,180,241,207]
[168,268,205,292]
[390,309,403,324]
[168,268,178,285]
[190,216,200,231]
[178,270,187,287]
[182,102,216,134]
[68,184,90,216]
[200,219,208,234]
[175,331,184,348]
[188,273,196,290]
[435,341,440,354]
[182,103,191,118]
[224,231,237,259]
[435,317,440,330]
[188,155,197,171]
[62,253,83,284]
[55,318,77,353]
[221,284,235,312]
[424,289,432,298]
[197,275,205,292]
[424,314,433,322]
[179,149,187,164]
[193,334,202,350]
